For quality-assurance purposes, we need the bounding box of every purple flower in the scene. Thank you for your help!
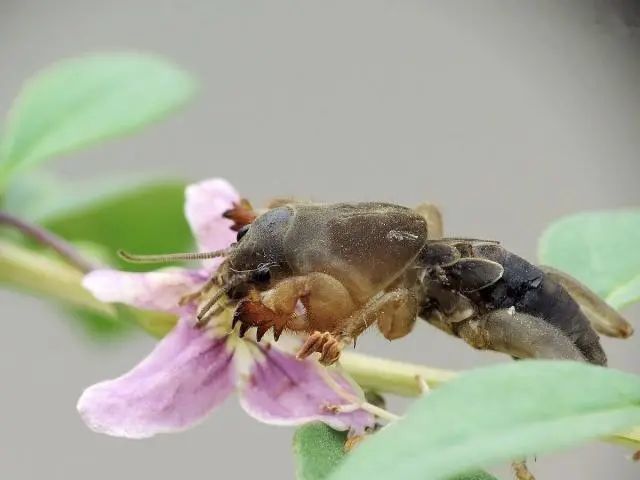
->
[78,178,374,438]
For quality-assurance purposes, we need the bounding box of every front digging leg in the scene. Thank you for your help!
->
[223,198,258,231]
[232,272,356,344]
[232,295,290,341]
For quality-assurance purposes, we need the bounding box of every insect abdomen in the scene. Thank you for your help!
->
[471,247,607,365]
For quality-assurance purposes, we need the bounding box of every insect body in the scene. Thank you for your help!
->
[219,200,635,366]
[122,200,632,366]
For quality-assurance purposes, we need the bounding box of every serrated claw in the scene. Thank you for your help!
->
[256,324,270,342]
[232,312,241,329]
[223,199,257,231]
[232,298,289,342]
[238,322,251,338]
[273,325,284,341]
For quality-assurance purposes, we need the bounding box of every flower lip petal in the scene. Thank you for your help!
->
[82,268,208,314]
[184,178,239,268]
[77,318,236,438]
[238,347,374,434]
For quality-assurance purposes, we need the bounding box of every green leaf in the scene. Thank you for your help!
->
[3,170,149,223]
[293,424,500,480]
[2,170,62,218]
[0,53,196,181]
[294,423,347,480]
[606,274,640,310]
[64,304,176,341]
[65,306,133,341]
[130,309,177,338]
[3,173,193,270]
[539,210,640,307]
[330,361,640,480]
[448,472,499,480]
[40,180,193,271]
[1,173,187,338]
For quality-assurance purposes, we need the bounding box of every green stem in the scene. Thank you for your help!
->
[0,239,114,315]
[0,238,639,448]
[340,351,457,397]
[0,212,99,272]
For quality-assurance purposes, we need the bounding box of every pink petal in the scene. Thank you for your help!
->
[239,347,374,434]
[77,319,236,438]
[184,178,239,264]
[82,268,208,314]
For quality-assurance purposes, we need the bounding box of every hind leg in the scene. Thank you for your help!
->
[456,309,586,362]
[414,202,443,239]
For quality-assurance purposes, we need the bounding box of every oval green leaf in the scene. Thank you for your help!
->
[448,472,499,480]
[294,423,498,480]
[40,179,193,271]
[4,174,193,270]
[294,423,348,480]
[0,53,196,179]
[64,306,133,341]
[539,210,640,307]
[331,361,640,480]
[606,274,640,310]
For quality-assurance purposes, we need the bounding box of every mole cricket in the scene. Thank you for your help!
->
[120,198,633,367]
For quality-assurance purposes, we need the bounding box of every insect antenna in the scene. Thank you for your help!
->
[118,248,232,264]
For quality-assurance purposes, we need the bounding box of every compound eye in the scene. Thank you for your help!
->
[252,266,271,283]
[236,225,250,241]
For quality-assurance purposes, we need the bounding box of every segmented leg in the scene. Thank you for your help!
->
[297,331,344,365]
[414,202,443,239]
[232,294,290,341]
[368,288,418,341]
[297,287,418,365]
[539,265,633,338]
[223,198,257,231]
[456,309,586,362]
[233,272,356,344]
[178,275,217,307]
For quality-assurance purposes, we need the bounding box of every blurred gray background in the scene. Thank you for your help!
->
[1,1,639,478]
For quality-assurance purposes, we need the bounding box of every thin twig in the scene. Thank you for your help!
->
[0,211,98,273]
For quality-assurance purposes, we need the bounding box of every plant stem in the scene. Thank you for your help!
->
[0,239,114,315]
[0,211,98,272]
[340,351,457,397]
